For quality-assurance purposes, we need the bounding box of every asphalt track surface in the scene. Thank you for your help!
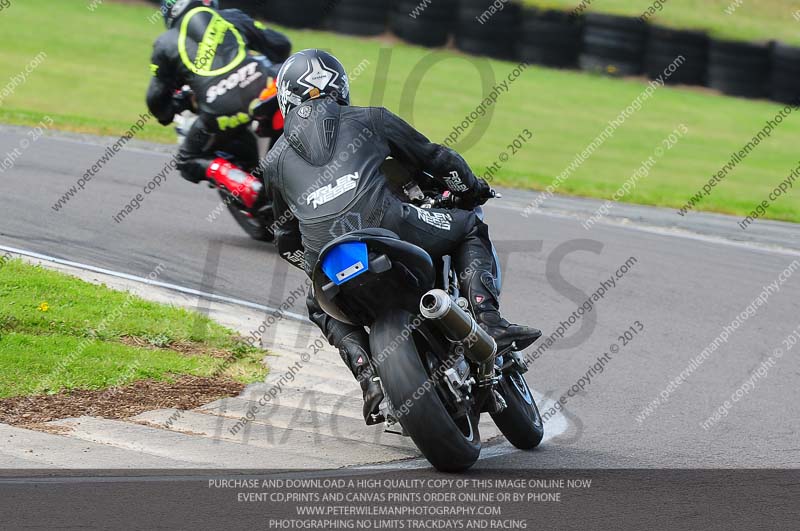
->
[1,126,799,471]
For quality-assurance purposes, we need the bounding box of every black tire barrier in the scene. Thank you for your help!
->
[328,0,391,36]
[455,0,522,60]
[389,0,457,48]
[770,43,800,104]
[645,26,708,86]
[518,7,583,68]
[259,0,329,29]
[191,1,797,105]
[579,13,647,77]
[708,39,770,99]
[220,0,262,19]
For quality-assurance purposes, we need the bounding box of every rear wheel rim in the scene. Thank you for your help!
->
[459,413,475,441]
[414,328,476,441]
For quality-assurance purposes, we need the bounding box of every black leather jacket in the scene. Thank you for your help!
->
[265,98,481,272]
[146,7,290,126]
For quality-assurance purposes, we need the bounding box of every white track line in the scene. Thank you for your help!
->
[0,243,307,322]
[492,203,800,259]
[2,242,566,471]
[356,392,570,470]
[20,130,800,257]
[41,134,174,157]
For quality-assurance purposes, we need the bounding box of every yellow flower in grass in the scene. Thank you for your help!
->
[38,302,49,312]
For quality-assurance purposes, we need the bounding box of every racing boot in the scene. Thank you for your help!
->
[337,330,385,425]
[206,158,263,211]
[465,269,542,352]
[307,294,385,425]
[461,270,521,415]
[455,219,541,352]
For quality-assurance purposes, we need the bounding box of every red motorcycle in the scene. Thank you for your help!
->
[173,65,284,242]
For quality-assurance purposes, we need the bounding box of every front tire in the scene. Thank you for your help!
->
[370,309,481,472]
[490,370,544,450]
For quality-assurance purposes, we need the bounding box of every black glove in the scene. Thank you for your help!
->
[458,178,493,210]
[172,89,196,114]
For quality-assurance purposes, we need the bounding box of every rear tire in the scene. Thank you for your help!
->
[518,8,583,69]
[370,309,481,472]
[260,0,328,28]
[490,370,544,450]
[708,38,770,99]
[220,190,275,242]
[580,13,647,77]
[771,43,800,104]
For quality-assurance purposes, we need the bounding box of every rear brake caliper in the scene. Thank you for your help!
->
[380,398,409,437]
[443,356,475,404]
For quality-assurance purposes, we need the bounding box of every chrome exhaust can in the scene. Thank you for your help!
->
[419,289,496,363]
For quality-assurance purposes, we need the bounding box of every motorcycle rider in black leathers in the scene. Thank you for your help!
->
[265,50,542,424]
[146,0,291,209]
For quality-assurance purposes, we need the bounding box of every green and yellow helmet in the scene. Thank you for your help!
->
[161,0,219,29]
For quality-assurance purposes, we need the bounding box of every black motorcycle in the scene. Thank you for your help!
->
[312,179,544,472]
[173,60,284,242]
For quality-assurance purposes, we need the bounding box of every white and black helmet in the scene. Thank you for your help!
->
[276,49,350,117]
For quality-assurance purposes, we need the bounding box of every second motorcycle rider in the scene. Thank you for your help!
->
[146,0,291,212]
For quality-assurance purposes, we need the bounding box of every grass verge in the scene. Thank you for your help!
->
[0,259,265,399]
[0,0,797,222]
[524,0,800,45]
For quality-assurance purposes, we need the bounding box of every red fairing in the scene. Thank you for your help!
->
[206,158,262,209]
[272,110,284,131]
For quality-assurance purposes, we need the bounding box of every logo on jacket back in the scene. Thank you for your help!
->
[307,173,359,209]
[206,62,262,104]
